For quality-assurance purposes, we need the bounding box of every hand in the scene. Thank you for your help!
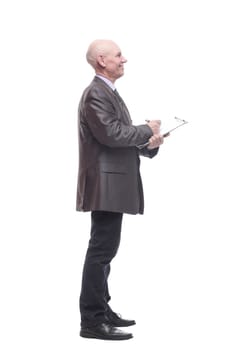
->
[146,120,161,135]
[147,134,164,149]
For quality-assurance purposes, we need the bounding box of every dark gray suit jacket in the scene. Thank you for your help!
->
[76,77,159,214]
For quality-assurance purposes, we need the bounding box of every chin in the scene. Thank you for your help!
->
[117,74,124,80]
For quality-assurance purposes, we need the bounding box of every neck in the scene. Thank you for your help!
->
[95,71,116,84]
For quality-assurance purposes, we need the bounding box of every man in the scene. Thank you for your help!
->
[76,39,165,340]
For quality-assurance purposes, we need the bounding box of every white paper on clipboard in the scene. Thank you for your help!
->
[160,116,188,136]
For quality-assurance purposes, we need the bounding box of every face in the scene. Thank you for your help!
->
[100,42,127,82]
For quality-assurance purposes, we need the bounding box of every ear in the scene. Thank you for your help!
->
[97,55,106,68]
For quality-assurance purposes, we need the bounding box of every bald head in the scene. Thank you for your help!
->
[85,39,127,83]
[86,40,118,68]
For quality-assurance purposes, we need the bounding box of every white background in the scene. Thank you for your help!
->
[0,0,233,349]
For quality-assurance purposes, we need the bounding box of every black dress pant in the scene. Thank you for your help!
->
[79,210,123,327]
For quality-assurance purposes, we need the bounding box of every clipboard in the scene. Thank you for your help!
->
[137,117,188,149]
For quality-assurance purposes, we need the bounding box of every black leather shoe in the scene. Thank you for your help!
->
[80,322,133,340]
[106,311,136,327]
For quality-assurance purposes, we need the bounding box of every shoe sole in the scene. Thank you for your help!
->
[80,330,133,341]
[111,321,136,327]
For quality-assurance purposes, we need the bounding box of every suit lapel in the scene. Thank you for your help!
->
[113,90,132,125]
[93,77,132,125]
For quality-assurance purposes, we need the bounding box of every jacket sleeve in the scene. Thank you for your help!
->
[83,89,153,148]
[139,146,160,159]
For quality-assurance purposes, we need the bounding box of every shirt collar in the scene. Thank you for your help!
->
[95,75,115,91]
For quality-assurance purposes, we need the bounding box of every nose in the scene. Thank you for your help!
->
[122,56,127,63]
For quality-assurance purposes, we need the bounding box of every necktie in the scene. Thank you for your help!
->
[113,89,132,124]
[114,89,124,103]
